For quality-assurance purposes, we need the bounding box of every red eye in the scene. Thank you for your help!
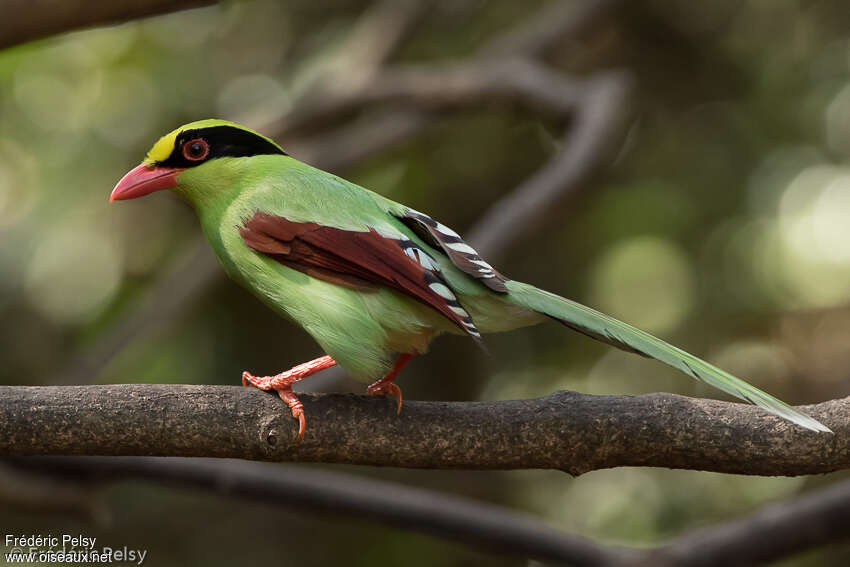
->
[182,139,209,161]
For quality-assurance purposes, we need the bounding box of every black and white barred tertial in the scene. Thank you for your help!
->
[394,235,481,338]
[398,209,509,293]
[422,271,481,338]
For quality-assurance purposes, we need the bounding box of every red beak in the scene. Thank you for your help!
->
[110,163,183,202]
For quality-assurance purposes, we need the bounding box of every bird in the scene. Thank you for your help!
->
[110,119,830,440]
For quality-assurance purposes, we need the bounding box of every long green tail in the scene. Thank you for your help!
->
[505,281,830,433]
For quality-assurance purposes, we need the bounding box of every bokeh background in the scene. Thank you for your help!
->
[2,0,850,564]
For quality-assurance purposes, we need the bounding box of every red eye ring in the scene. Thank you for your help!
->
[182,138,209,161]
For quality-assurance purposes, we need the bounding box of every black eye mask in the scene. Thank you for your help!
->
[157,125,287,168]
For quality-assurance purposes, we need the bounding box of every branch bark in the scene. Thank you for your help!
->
[0,0,217,50]
[1,385,845,476]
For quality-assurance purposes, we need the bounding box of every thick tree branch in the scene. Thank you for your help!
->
[1,385,845,476]
[0,0,217,50]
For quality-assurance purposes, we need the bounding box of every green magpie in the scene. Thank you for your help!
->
[110,119,830,440]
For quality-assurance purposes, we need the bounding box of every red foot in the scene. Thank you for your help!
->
[366,353,414,415]
[242,355,337,441]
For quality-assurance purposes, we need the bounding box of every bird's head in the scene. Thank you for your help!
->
[110,119,286,206]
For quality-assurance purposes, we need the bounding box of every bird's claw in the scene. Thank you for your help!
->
[367,382,403,415]
[242,370,272,390]
[242,370,307,442]
[290,405,306,442]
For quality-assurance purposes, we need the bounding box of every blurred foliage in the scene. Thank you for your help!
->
[3,0,850,565]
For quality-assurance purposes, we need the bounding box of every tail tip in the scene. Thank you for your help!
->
[795,416,832,434]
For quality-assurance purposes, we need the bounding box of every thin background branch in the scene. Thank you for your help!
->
[8,455,850,567]
[634,479,850,567]
[0,462,105,523]
[6,457,632,567]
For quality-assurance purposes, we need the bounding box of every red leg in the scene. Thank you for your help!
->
[366,353,414,415]
[242,355,337,441]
